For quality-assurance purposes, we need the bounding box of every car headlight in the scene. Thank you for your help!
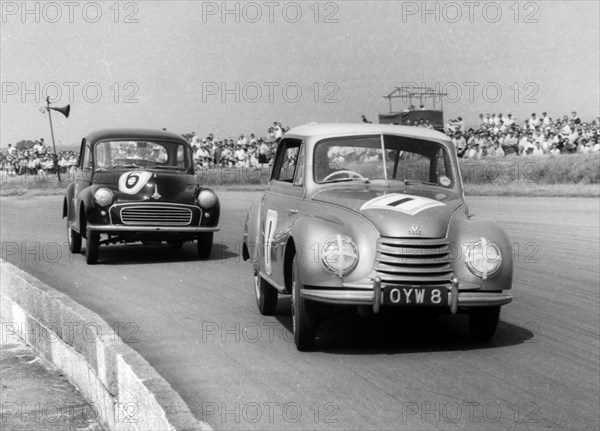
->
[465,238,502,279]
[93,188,114,207]
[321,235,359,277]
[198,189,218,208]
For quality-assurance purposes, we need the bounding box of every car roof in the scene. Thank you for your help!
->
[286,123,449,141]
[85,128,189,145]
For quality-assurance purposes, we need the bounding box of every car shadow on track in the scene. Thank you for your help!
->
[85,242,238,265]
[274,298,534,354]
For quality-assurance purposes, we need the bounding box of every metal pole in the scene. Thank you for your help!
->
[46,96,61,181]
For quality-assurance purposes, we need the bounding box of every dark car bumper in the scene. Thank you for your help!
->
[86,224,219,233]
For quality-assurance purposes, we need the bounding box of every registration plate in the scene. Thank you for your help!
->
[382,286,448,306]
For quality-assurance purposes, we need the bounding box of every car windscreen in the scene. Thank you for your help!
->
[94,140,191,170]
[313,134,456,187]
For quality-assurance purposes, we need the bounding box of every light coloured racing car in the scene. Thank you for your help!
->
[243,123,513,350]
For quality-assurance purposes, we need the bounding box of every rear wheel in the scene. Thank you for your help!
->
[291,255,318,351]
[469,306,501,342]
[67,222,81,254]
[197,232,213,259]
[85,229,99,265]
[255,272,278,315]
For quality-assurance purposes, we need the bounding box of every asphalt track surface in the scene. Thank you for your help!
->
[1,193,598,430]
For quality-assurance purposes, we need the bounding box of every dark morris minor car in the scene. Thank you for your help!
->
[64,129,220,264]
[243,123,513,350]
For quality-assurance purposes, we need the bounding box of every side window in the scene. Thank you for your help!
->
[177,146,185,167]
[293,144,305,186]
[271,139,302,183]
[434,148,453,186]
[78,139,86,168]
[82,142,93,170]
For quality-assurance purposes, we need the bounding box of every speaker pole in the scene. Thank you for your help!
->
[45,96,61,181]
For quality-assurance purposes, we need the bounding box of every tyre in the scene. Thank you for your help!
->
[255,272,278,315]
[85,229,100,265]
[67,222,81,254]
[197,232,213,259]
[469,306,501,342]
[291,255,318,351]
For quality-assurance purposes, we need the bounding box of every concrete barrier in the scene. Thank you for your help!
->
[0,259,212,431]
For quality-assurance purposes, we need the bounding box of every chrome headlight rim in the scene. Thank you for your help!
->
[465,237,502,279]
[320,234,359,277]
[197,189,218,208]
[93,188,115,207]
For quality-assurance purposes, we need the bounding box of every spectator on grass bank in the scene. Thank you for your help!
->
[443,110,599,158]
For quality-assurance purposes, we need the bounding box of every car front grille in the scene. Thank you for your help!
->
[375,237,453,285]
[120,205,193,226]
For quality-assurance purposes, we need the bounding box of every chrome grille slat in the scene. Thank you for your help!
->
[379,238,448,246]
[376,237,453,285]
[377,273,452,284]
[377,255,450,265]
[379,244,449,256]
[120,205,193,226]
[375,262,452,273]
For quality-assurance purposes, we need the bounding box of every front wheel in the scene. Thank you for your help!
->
[255,272,278,315]
[469,306,501,342]
[291,255,318,351]
[197,232,213,259]
[67,222,81,254]
[85,229,99,265]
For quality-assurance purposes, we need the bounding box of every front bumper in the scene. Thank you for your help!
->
[86,224,219,233]
[301,277,512,314]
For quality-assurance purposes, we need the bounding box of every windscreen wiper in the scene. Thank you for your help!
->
[403,179,437,186]
[324,177,370,184]
[113,163,140,169]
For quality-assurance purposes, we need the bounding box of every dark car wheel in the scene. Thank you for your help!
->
[255,272,278,315]
[291,255,318,351]
[197,232,213,259]
[67,222,81,254]
[469,306,501,342]
[85,229,100,265]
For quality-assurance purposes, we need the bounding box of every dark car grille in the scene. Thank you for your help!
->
[375,237,453,285]
[120,205,193,226]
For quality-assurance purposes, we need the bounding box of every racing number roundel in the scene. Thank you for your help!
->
[126,172,139,188]
[118,171,153,195]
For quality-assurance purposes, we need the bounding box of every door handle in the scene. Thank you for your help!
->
[287,209,298,214]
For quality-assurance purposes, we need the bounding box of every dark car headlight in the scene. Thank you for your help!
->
[321,235,359,277]
[465,238,502,279]
[93,188,115,207]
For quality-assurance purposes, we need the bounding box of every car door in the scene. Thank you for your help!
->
[73,139,93,231]
[261,138,304,288]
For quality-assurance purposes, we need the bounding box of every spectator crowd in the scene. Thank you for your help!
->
[0,138,78,178]
[1,112,598,178]
[442,111,600,158]
[184,121,288,169]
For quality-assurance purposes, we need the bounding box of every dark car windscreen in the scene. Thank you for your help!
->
[95,140,191,170]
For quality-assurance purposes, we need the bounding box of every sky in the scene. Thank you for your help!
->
[1,0,599,148]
